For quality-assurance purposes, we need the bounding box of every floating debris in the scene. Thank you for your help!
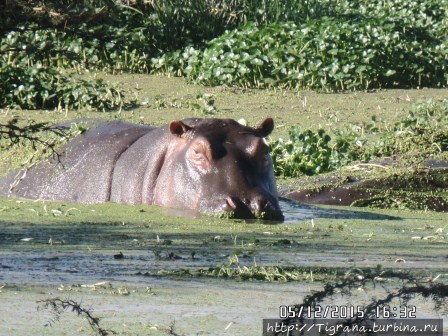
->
[20,238,34,242]
[114,252,124,259]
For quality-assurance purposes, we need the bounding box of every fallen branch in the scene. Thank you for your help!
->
[347,163,390,171]
[37,297,113,336]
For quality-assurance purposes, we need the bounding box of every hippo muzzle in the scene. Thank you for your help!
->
[223,192,283,220]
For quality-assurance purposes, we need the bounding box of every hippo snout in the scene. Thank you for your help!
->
[224,195,283,220]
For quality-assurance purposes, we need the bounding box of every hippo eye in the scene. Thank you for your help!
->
[191,148,205,161]
[189,141,212,171]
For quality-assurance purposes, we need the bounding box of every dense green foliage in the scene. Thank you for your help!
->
[0,63,126,110]
[270,99,448,177]
[162,1,447,90]
[0,26,130,110]
[374,99,448,156]
[0,0,334,48]
[270,127,356,176]
[0,0,334,74]
[0,0,446,109]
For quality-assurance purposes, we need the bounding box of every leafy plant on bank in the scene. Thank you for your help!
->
[2,0,447,91]
[161,16,447,90]
[0,0,336,43]
[155,0,447,90]
[373,99,448,157]
[0,22,136,110]
[0,63,127,110]
[270,126,359,176]
[270,99,448,177]
[0,1,239,73]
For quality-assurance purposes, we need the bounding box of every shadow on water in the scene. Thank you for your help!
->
[279,198,400,223]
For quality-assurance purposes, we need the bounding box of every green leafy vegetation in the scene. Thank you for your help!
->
[0,63,127,110]
[154,0,448,90]
[270,126,357,176]
[164,17,446,90]
[1,0,446,105]
[270,99,448,177]
[374,99,448,156]
[0,24,132,110]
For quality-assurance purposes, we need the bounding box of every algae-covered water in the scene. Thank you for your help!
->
[0,196,447,335]
[1,75,447,335]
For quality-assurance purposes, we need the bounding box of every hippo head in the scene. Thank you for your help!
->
[152,118,283,220]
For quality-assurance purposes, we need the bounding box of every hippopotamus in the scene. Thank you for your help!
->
[0,118,283,220]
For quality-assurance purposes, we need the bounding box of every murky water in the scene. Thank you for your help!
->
[279,198,398,222]
[0,197,446,335]
[0,199,435,289]
[167,198,398,223]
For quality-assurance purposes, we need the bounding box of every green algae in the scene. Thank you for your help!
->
[1,196,447,335]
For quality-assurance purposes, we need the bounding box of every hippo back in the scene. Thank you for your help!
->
[2,120,155,203]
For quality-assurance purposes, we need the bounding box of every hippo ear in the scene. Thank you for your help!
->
[169,120,193,137]
[255,117,274,138]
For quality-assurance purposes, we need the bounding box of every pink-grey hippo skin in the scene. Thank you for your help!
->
[0,118,284,220]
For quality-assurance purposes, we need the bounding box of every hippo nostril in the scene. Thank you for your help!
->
[250,196,269,212]
[222,196,253,218]
[249,195,283,220]
[225,196,237,210]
